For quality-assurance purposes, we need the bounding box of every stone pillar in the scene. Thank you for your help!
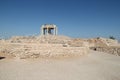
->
[55,27,57,35]
[43,28,45,35]
[41,26,43,35]
[48,28,51,34]
[53,25,56,35]
[47,27,48,35]
[53,28,55,35]
[53,25,57,35]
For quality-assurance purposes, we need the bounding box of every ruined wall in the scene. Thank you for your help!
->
[90,46,120,56]
[87,37,118,47]
[87,37,120,56]
[0,35,89,59]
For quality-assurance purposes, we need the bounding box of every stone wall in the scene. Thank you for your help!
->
[90,46,120,56]
[87,37,120,56]
[0,43,89,59]
[0,35,89,59]
[87,37,118,47]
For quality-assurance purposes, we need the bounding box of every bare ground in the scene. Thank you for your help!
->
[0,51,120,80]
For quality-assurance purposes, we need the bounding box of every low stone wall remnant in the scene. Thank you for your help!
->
[90,46,120,56]
[0,35,89,59]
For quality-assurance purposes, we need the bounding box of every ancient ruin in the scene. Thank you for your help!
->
[41,24,57,35]
[87,37,120,56]
[0,24,120,59]
[0,24,89,59]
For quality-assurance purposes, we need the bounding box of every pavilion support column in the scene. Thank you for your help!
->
[47,27,48,35]
[41,27,43,35]
[43,28,45,35]
[53,28,55,35]
[55,27,57,35]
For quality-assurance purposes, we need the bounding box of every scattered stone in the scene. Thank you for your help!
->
[0,35,89,59]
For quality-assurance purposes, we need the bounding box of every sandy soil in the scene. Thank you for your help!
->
[0,51,120,80]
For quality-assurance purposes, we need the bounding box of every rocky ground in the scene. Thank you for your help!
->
[0,50,120,80]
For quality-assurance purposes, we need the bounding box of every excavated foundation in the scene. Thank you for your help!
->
[0,35,89,59]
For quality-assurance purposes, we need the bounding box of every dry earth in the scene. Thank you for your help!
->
[0,51,120,80]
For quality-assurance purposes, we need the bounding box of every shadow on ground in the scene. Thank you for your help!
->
[0,57,5,60]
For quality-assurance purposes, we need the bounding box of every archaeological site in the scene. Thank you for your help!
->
[0,24,120,59]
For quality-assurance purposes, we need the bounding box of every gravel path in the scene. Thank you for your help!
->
[0,51,120,80]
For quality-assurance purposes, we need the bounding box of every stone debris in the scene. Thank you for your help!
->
[1,35,119,58]
[87,37,120,56]
[87,37,118,47]
[90,46,120,56]
[0,35,89,59]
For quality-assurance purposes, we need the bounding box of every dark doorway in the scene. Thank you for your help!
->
[0,57,5,60]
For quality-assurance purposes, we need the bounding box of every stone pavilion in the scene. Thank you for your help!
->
[41,24,58,35]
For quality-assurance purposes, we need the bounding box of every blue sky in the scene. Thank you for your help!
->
[0,0,120,39]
